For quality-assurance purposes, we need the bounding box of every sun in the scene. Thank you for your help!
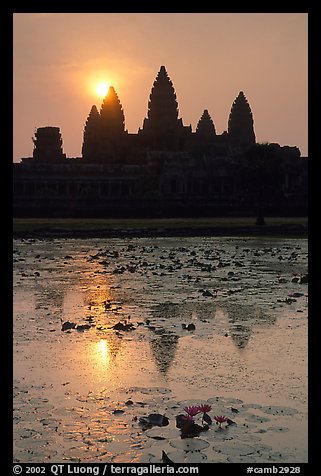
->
[96,82,109,98]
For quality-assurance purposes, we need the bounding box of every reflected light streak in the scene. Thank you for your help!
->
[96,339,110,368]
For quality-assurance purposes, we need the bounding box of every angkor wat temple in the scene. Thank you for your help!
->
[13,66,308,217]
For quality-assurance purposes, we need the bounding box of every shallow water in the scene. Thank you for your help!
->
[13,236,308,463]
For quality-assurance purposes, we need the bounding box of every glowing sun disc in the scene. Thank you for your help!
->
[96,82,109,97]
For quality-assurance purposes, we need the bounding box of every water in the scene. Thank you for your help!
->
[13,236,308,463]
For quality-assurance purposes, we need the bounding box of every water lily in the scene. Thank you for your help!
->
[214,415,228,428]
[198,403,212,425]
[182,414,194,422]
[198,404,212,413]
[183,405,201,417]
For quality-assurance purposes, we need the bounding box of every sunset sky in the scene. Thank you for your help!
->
[13,12,308,162]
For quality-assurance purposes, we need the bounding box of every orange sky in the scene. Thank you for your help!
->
[13,13,308,162]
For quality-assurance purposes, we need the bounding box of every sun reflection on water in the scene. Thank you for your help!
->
[95,339,111,370]
[97,338,109,360]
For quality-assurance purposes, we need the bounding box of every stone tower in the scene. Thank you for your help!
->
[82,105,101,160]
[228,91,256,146]
[100,86,126,136]
[140,66,188,149]
[82,86,127,162]
[32,126,66,162]
[196,109,216,136]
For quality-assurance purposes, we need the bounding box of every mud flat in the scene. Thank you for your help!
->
[13,236,308,463]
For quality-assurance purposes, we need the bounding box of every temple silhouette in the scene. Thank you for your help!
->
[13,66,307,217]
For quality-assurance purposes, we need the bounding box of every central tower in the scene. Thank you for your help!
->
[139,66,189,149]
[228,91,256,147]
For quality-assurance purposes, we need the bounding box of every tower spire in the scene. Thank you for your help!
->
[82,105,101,160]
[141,65,184,135]
[196,109,216,136]
[100,86,126,136]
[228,91,256,146]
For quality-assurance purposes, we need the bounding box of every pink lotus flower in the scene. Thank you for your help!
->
[198,404,212,413]
[182,414,194,422]
[214,415,228,427]
[183,405,201,417]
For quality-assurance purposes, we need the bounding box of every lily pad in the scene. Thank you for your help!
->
[180,421,209,438]
[14,448,58,462]
[213,441,256,456]
[139,413,169,428]
[207,396,244,405]
[245,414,270,423]
[227,454,258,463]
[260,406,298,416]
[145,427,177,440]
[242,403,263,410]
[170,438,210,451]
[168,450,208,463]
[15,437,53,449]
[266,426,289,433]
[203,412,212,425]
[16,428,39,439]
[112,409,125,415]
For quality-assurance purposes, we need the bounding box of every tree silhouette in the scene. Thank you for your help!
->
[244,143,283,225]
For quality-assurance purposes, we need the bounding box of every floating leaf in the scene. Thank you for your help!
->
[76,324,92,331]
[213,441,256,456]
[170,437,210,451]
[139,413,169,428]
[112,409,125,415]
[261,406,298,416]
[61,321,76,331]
[112,322,135,331]
[203,412,212,425]
[226,418,237,426]
[175,414,187,429]
[162,450,174,463]
[180,421,208,439]
[245,414,270,423]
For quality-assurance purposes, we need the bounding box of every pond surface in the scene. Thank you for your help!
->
[13,236,308,463]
